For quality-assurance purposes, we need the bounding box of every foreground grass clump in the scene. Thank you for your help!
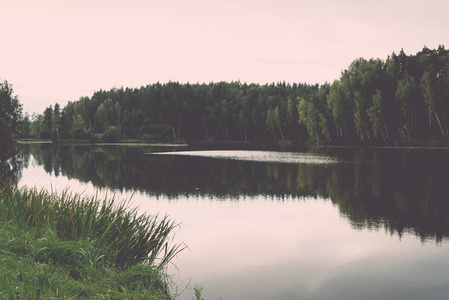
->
[0,181,183,299]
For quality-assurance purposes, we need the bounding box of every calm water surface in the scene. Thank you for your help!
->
[12,144,449,300]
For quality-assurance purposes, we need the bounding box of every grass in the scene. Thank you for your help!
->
[0,179,183,299]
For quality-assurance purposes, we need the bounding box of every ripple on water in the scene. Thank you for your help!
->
[149,150,340,165]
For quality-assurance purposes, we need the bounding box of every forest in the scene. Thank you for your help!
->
[17,45,449,146]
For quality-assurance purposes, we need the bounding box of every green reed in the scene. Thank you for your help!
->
[1,184,182,269]
[0,181,183,299]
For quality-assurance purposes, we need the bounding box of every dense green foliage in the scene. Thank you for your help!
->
[0,181,182,299]
[324,46,449,145]
[0,80,23,184]
[0,80,22,146]
[31,81,316,144]
[27,45,449,146]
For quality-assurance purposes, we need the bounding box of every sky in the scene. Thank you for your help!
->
[2,0,449,115]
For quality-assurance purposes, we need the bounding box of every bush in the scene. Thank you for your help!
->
[103,125,118,142]
[73,129,89,140]
[140,124,173,142]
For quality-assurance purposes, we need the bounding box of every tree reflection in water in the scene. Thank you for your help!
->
[19,143,449,243]
[0,143,25,185]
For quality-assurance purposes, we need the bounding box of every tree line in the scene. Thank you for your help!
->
[23,81,317,144]
[15,45,449,146]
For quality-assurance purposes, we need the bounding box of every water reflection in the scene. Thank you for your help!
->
[16,143,449,242]
[0,143,25,184]
[151,150,340,164]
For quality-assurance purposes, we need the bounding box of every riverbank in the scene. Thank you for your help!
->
[16,139,188,147]
[0,181,183,299]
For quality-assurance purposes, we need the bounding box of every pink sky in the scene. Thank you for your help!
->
[2,0,449,114]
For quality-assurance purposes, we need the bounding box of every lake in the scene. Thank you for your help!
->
[12,143,449,300]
